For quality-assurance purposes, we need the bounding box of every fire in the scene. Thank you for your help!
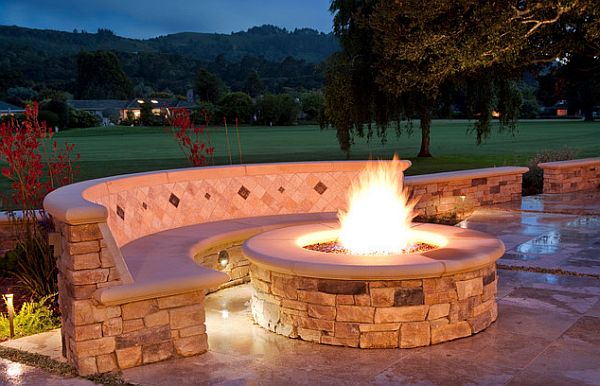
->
[338,155,417,255]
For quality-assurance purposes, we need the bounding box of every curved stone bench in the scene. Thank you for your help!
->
[107,212,337,305]
[43,161,527,375]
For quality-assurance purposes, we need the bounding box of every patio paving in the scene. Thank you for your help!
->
[1,189,599,385]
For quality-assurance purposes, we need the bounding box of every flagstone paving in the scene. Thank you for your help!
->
[2,189,599,385]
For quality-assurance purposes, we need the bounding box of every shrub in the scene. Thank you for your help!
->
[167,108,215,166]
[68,109,101,128]
[300,90,324,122]
[217,92,253,123]
[0,294,60,340]
[37,110,60,129]
[5,226,56,298]
[523,148,578,195]
[255,93,301,125]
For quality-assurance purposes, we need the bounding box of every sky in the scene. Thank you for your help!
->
[0,0,334,38]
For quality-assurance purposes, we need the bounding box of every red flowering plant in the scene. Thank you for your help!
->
[0,102,80,298]
[166,108,215,167]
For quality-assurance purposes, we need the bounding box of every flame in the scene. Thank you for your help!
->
[338,155,417,255]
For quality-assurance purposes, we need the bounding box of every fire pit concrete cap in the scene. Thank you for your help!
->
[243,222,504,280]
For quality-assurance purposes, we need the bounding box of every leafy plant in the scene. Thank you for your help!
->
[0,294,60,340]
[5,232,56,298]
[167,108,215,167]
[0,102,79,298]
[523,147,578,195]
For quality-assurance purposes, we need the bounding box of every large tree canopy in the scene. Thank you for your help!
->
[325,0,600,157]
[76,51,133,99]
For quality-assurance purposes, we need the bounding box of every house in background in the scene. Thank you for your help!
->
[122,98,196,119]
[67,100,128,124]
[540,100,570,117]
[68,98,196,123]
[0,101,25,116]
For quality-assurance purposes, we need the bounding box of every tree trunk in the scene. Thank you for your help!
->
[417,108,433,157]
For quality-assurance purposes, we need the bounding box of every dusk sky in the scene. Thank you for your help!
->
[0,0,334,38]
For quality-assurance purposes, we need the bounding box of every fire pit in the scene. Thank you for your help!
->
[242,156,504,348]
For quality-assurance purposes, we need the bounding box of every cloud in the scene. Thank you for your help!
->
[0,0,333,38]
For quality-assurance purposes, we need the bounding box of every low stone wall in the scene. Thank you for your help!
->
[539,157,600,194]
[406,167,526,216]
[249,263,498,348]
[56,221,208,375]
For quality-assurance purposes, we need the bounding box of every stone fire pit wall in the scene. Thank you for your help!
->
[43,162,526,375]
[539,157,600,194]
[250,263,498,348]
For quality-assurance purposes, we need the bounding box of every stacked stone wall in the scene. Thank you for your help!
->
[408,173,523,217]
[249,263,498,348]
[540,158,600,194]
[56,221,208,375]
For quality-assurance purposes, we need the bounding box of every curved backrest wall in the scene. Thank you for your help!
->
[82,162,372,247]
[73,162,527,248]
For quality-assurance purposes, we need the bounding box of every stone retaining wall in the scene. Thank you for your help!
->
[249,263,498,348]
[56,221,208,375]
[539,157,600,194]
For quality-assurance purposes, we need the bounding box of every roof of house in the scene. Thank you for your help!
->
[124,98,188,109]
[0,101,25,112]
[67,100,128,110]
[174,100,196,109]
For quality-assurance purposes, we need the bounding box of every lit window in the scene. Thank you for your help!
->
[137,99,145,104]
[151,99,158,104]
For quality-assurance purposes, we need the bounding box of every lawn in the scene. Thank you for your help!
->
[1,119,599,208]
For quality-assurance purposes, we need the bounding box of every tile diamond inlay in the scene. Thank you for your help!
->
[116,205,125,220]
[278,186,285,193]
[142,202,148,210]
[205,193,211,200]
[238,186,250,200]
[169,193,180,208]
[314,181,328,195]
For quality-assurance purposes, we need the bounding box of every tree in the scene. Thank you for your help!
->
[276,94,301,125]
[76,51,133,99]
[217,92,254,123]
[559,55,600,121]
[195,68,225,104]
[133,82,154,98]
[300,90,325,122]
[256,93,301,125]
[243,71,265,97]
[139,100,154,126]
[326,0,600,156]
[6,87,38,102]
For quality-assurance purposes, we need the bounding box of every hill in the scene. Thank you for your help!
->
[0,24,338,63]
[0,25,338,96]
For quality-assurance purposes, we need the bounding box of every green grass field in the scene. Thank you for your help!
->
[1,119,599,208]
